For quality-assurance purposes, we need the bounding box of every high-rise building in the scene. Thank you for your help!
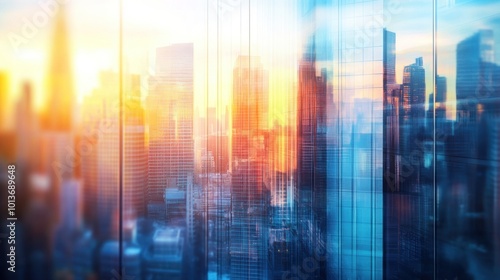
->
[401,57,426,125]
[398,57,426,190]
[53,179,83,273]
[488,119,500,277]
[325,1,384,279]
[42,8,74,132]
[268,228,292,280]
[16,83,37,166]
[124,96,147,219]
[456,30,495,120]
[207,134,229,173]
[81,71,147,239]
[142,227,184,279]
[450,30,498,245]
[98,241,119,279]
[385,46,434,279]
[38,7,75,230]
[384,29,396,85]
[383,29,401,192]
[427,75,447,131]
[81,71,119,240]
[72,230,97,280]
[436,75,447,104]
[230,55,269,280]
[147,43,194,221]
[295,58,328,280]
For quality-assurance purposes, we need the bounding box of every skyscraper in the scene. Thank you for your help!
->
[436,75,447,104]
[401,57,426,125]
[295,58,328,280]
[399,57,426,188]
[124,95,147,219]
[230,55,269,280]
[80,71,147,239]
[147,43,194,221]
[427,75,447,131]
[384,29,396,86]
[81,71,120,240]
[326,1,384,279]
[488,119,500,277]
[383,29,401,192]
[451,30,496,244]
[39,6,75,232]
[142,228,184,279]
[43,8,74,132]
[456,30,495,119]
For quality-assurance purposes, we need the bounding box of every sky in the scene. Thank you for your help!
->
[1,0,500,123]
[388,0,500,116]
[0,0,299,125]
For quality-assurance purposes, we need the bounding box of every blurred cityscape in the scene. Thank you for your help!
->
[0,0,500,279]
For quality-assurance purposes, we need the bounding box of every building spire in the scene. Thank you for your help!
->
[44,6,73,131]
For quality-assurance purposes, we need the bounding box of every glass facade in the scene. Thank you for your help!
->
[1,0,500,279]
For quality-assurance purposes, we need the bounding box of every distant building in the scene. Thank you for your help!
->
[98,241,119,279]
[230,56,270,280]
[72,231,97,280]
[456,30,495,121]
[143,227,184,279]
[147,44,194,223]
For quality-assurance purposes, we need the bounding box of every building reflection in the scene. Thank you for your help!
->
[1,1,500,279]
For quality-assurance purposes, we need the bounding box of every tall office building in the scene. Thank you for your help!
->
[456,30,495,120]
[231,56,269,163]
[38,7,75,240]
[383,29,404,277]
[453,31,496,170]
[324,1,384,279]
[53,179,83,271]
[230,55,269,280]
[268,124,294,225]
[383,29,401,192]
[80,90,101,238]
[427,75,447,131]
[80,71,148,239]
[294,2,333,279]
[401,57,426,125]
[207,134,229,173]
[147,43,194,221]
[436,75,447,104]
[98,241,119,279]
[295,58,328,280]
[384,41,434,278]
[399,57,426,189]
[384,29,396,85]
[35,10,76,209]
[42,8,74,132]
[72,231,97,280]
[435,75,448,122]
[81,71,120,240]
[124,95,147,219]
[488,119,500,276]
[268,124,294,280]
[450,30,497,244]
[16,83,38,165]
[143,227,184,279]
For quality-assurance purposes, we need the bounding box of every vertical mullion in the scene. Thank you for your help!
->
[118,0,124,276]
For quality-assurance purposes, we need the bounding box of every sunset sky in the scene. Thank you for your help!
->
[1,0,500,125]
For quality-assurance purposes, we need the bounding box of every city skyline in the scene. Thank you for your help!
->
[1,1,500,279]
[2,0,500,121]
